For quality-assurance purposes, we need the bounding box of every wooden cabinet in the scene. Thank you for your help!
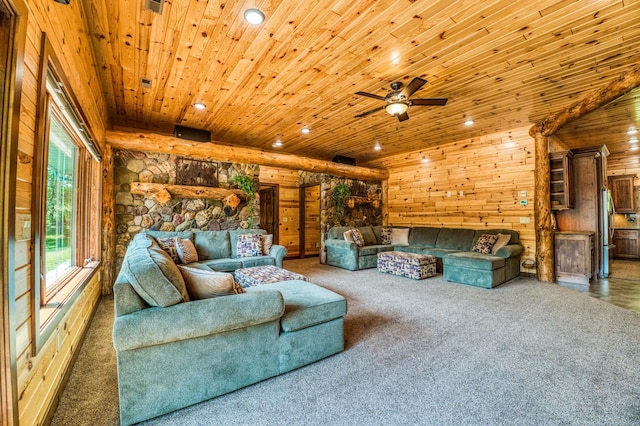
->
[612,229,639,259]
[549,151,574,210]
[555,232,595,284]
[609,175,635,213]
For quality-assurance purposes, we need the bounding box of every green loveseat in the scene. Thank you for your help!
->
[113,232,347,425]
[325,226,523,288]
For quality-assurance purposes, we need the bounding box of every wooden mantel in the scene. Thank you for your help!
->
[130,182,245,205]
[106,129,389,181]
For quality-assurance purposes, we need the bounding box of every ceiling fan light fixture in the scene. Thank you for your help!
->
[385,102,408,116]
[244,8,265,25]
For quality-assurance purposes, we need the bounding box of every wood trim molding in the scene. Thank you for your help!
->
[530,64,640,282]
[1,0,28,424]
[106,129,389,181]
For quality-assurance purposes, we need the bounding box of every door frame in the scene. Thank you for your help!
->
[1,0,27,424]
[259,184,280,244]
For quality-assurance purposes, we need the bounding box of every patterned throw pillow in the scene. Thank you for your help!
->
[175,237,198,264]
[472,234,500,254]
[380,227,392,245]
[178,265,245,300]
[156,237,180,263]
[261,234,274,255]
[236,233,263,258]
[351,228,365,247]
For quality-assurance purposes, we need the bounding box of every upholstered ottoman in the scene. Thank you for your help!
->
[377,251,437,280]
[235,265,307,287]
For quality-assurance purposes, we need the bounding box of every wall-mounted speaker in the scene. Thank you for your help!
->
[332,155,356,166]
[54,0,71,4]
[173,126,211,142]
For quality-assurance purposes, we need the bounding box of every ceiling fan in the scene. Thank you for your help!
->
[354,77,447,122]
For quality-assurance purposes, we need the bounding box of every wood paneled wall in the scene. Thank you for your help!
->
[365,126,536,273]
[260,166,301,258]
[608,153,640,178]
[7,0,108,423]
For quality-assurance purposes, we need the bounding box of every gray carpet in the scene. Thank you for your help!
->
[51,258,640,426]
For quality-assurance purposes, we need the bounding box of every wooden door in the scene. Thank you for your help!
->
[259,186,278,243]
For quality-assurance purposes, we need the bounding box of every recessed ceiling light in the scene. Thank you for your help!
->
[243,8,265,25]
[627,128,638,135]
[374,143,382,151]
[464,119,474,126]
[194,103,206,110]
[301,127,310,134]
[272,140,283,148]
[421,156,429,164]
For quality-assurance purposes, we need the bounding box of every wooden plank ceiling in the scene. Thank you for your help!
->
[82,0,640,165]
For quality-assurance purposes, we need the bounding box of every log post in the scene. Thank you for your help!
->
[531,131,555,282]
[101,144,115,294]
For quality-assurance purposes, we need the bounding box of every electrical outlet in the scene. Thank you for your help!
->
[446,191,451,197]
[520,217,531,224]
[459,190,464,196]
[283,217,288,223]
[520,190,527,197]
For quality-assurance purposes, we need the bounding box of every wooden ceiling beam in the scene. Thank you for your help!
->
[106,128,389,181]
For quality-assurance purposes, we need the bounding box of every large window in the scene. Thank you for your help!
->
[34,39,101,332]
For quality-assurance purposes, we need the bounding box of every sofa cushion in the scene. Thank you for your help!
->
[327,226,351,240]
[178,265,245,299]
[435,228,476,250]
[358,226,378,246]
[121,233,190,307]
[240,256,277,268]
[248,280,347,333]
[194,231,231,260]
[472,234,500,254]
[351,229,365,247]
[144,230,194,242]
[237,233,263,257]
[358,246,379,256]
[443,251,505,271]
[203,258,243,272]
[391,228,410,245]
[408,227,440,247]
[229,229,267,257]
[175,237,199,264]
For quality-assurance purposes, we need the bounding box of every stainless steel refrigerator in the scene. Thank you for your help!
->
[600,187,615,277]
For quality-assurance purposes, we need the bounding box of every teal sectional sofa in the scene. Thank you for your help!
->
[325,226,523,288]
[113,232,346,425]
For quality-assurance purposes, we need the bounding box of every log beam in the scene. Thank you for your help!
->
[530,64,640,282]
[130,182,246,203]
[106,129,389,181]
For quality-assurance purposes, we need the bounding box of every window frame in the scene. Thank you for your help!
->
[32,34,102,352]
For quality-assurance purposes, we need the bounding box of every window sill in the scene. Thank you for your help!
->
[39,264,100,331]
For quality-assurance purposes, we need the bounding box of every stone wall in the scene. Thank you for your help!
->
[113,150,259,271]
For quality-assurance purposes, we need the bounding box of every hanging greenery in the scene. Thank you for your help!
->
[332,183,351,224]
[233,174,258,228]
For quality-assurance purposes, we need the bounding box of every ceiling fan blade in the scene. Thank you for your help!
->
[397,112,410,122]
[355,91,387,101]
[354,105,386,118]
[411,98,448,106]
[402,77,427,99]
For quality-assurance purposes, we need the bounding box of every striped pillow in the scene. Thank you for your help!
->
[175,237,199,264]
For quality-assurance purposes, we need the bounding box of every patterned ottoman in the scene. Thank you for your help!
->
[234,265,308,288]
[377,251,437,280]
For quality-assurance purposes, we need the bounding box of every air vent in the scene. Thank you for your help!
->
[144,0,164,14]
[140,77,152,88]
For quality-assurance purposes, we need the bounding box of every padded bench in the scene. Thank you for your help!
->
[234,265,308,287]
[377,251,437,280]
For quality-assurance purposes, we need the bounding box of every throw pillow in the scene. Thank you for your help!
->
[175,237,199,264]
[473,234,500,254]
[380,227,392,245]
[122,233,190,307]
[261,234,274,255]
[343,230,355,243]
[236,233,263,258]
[178,265,245,300]
[156,237,180,263]
[390,228,410,246]
[351,228,365,247]
[491,233,512,254]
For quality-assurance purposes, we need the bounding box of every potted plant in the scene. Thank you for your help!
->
[332,183,351,224]
[233,174,258,228]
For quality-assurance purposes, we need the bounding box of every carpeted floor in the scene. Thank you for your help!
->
[51,258,640,426]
